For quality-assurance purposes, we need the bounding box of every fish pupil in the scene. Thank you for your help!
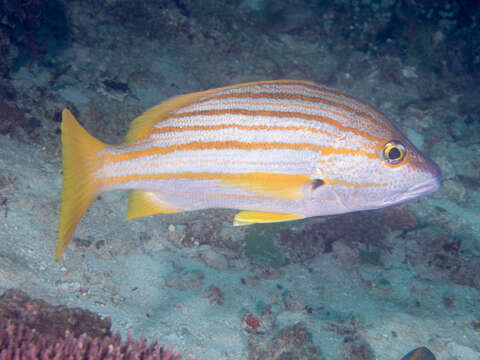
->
[388,147,401,160]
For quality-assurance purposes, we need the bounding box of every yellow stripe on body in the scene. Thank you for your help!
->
[105,172,313,200]
[104,141,378,165]
[167,108,386,144]
[105,172,384,190]
[195,91,391,134]
[321,178,384,188]
[124,79,327,143]
[260,84,386,128]
[247,81,377,109]
[178,97,386,138]
[150,123,333,138]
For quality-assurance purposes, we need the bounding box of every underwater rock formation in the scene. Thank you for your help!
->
[0,289,111,339]
[0,0,68,77]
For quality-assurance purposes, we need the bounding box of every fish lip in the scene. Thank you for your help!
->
[405,174,442,198]
[384,174,442,206]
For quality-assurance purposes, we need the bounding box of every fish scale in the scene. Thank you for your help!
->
[56,79,441,259]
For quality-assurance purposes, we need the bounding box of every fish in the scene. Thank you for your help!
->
[56,80,442,259]
[400,346,436,360]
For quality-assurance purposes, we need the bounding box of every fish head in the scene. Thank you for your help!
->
[367,136,442,208]
[312,111,442,213]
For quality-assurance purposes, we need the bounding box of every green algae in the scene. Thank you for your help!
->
[359,248,381,266]
[376,276,392,289]
[245,224,286,267]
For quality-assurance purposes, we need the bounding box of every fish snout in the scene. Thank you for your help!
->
[405,175,441,198]
[406,157,442,198]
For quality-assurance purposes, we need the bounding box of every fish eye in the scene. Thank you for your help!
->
[382,140,406,165]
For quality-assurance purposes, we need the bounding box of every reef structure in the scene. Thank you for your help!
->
[0,289,199,360]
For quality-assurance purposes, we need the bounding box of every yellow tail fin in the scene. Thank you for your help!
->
[57,109,107,260]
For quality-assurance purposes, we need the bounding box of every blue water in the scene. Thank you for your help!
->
[0,1,479,359]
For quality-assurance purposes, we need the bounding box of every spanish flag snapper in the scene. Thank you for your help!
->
[57,80,442,259]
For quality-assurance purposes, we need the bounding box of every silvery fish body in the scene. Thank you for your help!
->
[57,80,442,259]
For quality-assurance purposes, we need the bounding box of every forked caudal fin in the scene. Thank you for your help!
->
[56,109,107,260]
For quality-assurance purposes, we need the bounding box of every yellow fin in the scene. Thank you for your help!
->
[219,172,312,200]
[57,109,107,260]
[126,190,182,220]
[233,211,303,226]
[124,93,204,143]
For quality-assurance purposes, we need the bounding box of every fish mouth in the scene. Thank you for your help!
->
[384,174,442,207]
[406,175,442,197]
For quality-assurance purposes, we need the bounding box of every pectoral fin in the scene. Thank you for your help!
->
[126,190,182,220]
[233,210,303,226]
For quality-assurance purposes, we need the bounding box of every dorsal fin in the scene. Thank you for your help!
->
[124,80,307,143]
[124,93,201,143]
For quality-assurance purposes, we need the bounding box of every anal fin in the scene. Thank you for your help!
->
[233,210,303,226]
[126,190,182,220]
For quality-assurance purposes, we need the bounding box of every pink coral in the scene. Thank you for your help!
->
[0,320,199,360]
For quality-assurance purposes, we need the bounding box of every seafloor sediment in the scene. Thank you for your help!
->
[0,1,479,359]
